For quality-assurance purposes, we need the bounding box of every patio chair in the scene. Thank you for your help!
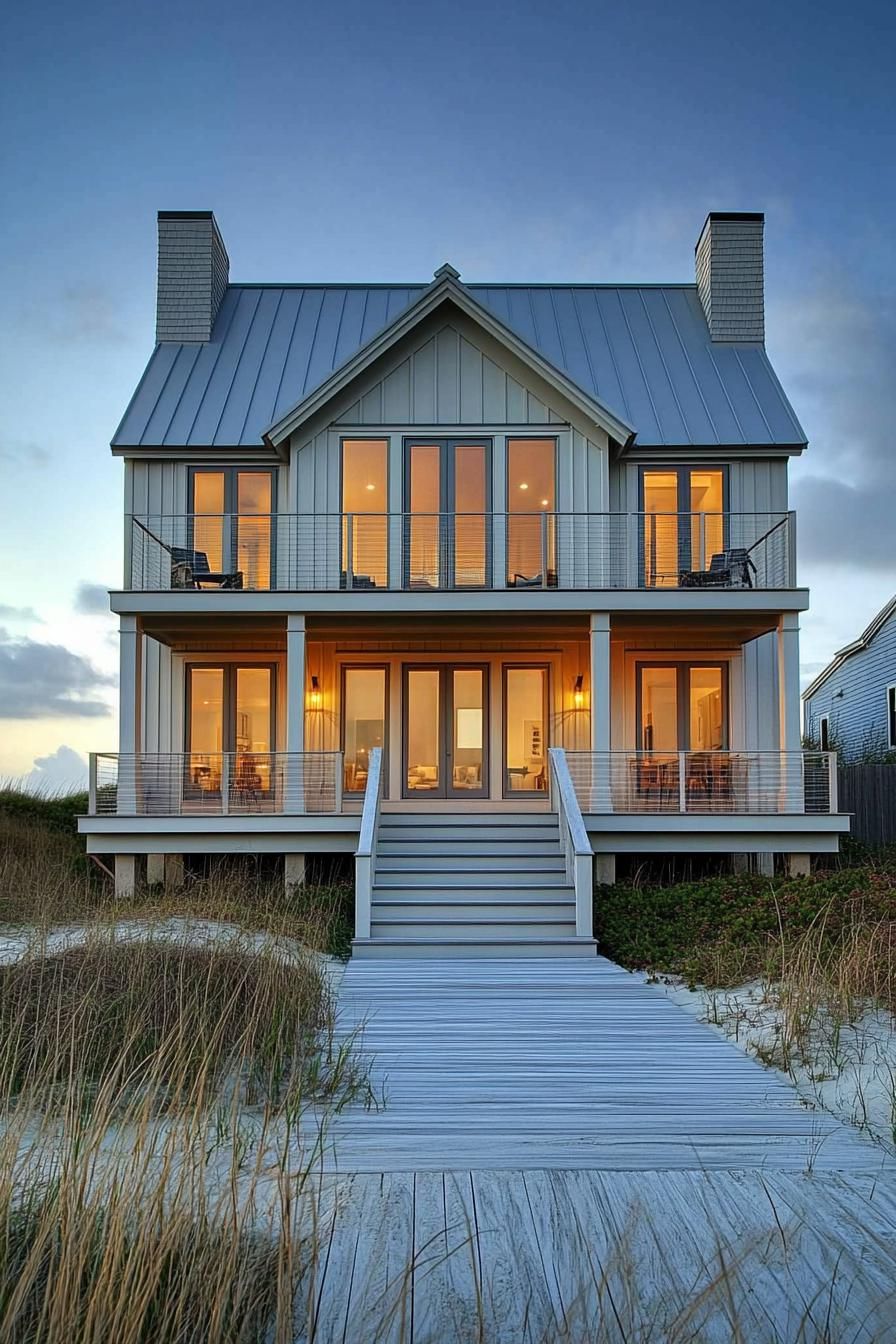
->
[170,547,244,589]
[509,570,559,589]
[679,548,756,589]
[339,571,377,589]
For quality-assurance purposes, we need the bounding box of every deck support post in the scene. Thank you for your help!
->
[594,853,616,886]
[285,853,307,891]
[786,853,811,878]
[754,852,774,878]
[115,854,140,899]
[146,853,165,886]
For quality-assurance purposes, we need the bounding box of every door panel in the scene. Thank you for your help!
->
[186,666,224,801]
[185,664,275,807]
[235,472,272,589]
[342,666,388,795]
[504,666,548,795]
[405,668,442,794]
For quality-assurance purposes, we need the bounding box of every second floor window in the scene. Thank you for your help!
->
[506,438,557,587]
[191,468,275,589]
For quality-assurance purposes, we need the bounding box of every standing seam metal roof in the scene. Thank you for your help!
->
[112,283,807,449]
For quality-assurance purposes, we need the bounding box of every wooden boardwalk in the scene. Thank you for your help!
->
[302,1167,896,1343]
[295,957,896,1340]
[312,956,884,1172]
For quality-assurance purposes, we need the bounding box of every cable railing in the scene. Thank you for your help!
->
[89,752,343,817]
[128,511,795,592]
[563,751,837,816]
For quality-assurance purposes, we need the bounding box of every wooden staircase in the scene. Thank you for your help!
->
[352,812,597,958]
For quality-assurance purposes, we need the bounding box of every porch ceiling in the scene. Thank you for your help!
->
[139,612,287,650]
[609,611,781,644]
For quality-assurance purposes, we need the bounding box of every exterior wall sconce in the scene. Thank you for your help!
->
[573,675,585,709]
[308,675,322,709]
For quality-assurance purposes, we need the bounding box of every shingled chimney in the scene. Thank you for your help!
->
[155,211,229,344]
[695,212,764,343]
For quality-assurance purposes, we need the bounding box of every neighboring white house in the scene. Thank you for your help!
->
[803,596,896,761]
[78,210,848,956]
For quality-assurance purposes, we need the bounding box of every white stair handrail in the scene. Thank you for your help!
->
[548,747,594,939]
[355,747,384,940]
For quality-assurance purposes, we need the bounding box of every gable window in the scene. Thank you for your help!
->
[888,687,896,750]
[506,438,557,587]
[819,714,831,752]
[640,467,725,587]
[342,439,388,588]
[190,468,275,589]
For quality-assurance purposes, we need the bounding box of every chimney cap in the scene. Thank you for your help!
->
[157,209,217,219]
[695,212,764,251]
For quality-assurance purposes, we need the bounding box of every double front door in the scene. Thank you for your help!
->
[403,665,489,797]
[405,441,490,588]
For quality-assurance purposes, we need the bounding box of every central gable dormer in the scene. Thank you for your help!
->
[262,266,634,451]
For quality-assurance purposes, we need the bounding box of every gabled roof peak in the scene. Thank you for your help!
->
[433,262,461,281]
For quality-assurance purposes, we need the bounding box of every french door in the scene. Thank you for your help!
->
[185,664,275,805]
[636,663,727,753]
[640,467,725,587]
[190,468,276,589]
[403,665,489,798]
[404,440,490,589]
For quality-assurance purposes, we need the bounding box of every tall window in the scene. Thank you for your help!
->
[190,469,274,589]
[888,688,896,749]
[404,440,489,588]
[342,439,388,588]
[506,439,556,586]
[819,715,831,752]
[641,467,724,587]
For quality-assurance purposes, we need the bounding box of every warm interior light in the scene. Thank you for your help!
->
[540,498,549,507]
[365,482,375,491]
[573,674,585,709]
[308,674,322,709]
[519,482,529,490]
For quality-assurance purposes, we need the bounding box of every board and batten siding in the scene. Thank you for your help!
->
[804,611,896,760]
[290,317,610,515]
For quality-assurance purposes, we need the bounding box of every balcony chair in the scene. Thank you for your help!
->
[679,548,756,589]
[339,571,377,589]
[508,570,559,589]
[170,547,243,590]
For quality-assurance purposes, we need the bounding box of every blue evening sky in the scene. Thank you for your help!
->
[0,0,893,785]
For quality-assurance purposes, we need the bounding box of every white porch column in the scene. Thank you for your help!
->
[589,613,612,815]
[589,613,611,752]
[118,615,143,813]
[286,615,306,755]
[777,613,803,813]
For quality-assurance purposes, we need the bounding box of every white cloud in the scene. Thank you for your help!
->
[18,744,88,793]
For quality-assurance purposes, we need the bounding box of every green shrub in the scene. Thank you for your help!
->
[0,787,88,837]
[595,860,896,986]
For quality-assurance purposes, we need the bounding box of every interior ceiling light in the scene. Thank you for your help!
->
[519,482,529,490]
[365,482,375,491]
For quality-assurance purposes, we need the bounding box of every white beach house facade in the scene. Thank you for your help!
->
[79,210,848,955]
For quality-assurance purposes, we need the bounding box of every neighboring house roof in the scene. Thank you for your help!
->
[802,595,896,701]
[113,275,807,451]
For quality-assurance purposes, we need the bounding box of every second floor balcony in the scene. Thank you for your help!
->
[128,510,796,594]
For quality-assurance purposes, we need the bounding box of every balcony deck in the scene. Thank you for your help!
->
[127,510,796,595]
